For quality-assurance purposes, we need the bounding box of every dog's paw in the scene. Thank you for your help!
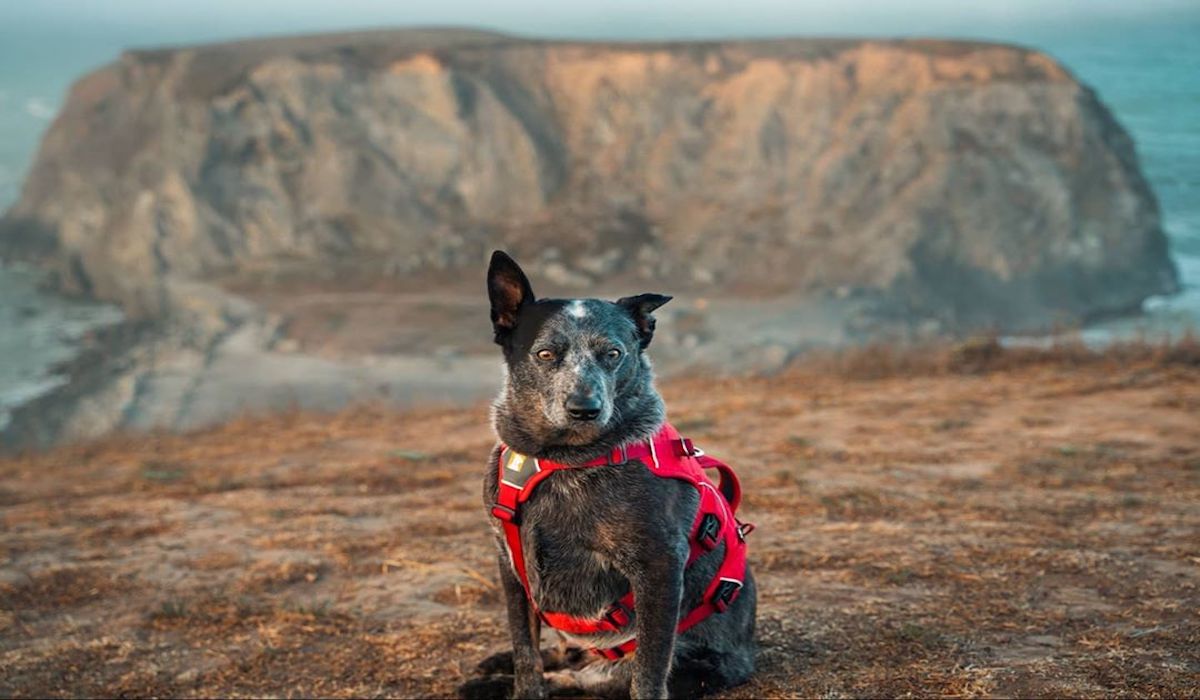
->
[475,650,516,676]
[552,645,590,670]
[513,680,549,700]
[458,674,515,700]
[475,646,589,676]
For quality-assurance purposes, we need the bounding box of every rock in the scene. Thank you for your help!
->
[540,261,592,288]
[757,344,792,372]
[0,29,1177,331]
[275,338,300,353]
[576,248,623,277]
[174,669,200,685]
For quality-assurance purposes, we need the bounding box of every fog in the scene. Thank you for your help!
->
[3,0,1197,44]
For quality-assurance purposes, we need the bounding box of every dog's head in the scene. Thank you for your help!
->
[488,250,670,449]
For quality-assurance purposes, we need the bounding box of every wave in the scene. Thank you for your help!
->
[0,264,123,430]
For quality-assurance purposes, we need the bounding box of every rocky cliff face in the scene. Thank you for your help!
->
[0,29,1178,329]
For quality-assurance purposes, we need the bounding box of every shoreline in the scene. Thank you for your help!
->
[2,264,1198,453]
[0,263,123,432]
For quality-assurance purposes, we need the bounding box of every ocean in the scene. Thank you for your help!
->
[0,28,133,428]
[1014,19,1200,342]
[0,17,1198,424]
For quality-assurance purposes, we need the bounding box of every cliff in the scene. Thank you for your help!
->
[0,29,1179,329]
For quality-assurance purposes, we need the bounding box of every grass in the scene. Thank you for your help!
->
[388,449,429,461]
[796,332,1200,380]
[139,460,185,483]
[284,598,336,618]
[154,599,189,620]
[1,339,1198,698]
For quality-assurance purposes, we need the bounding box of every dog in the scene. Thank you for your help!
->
[459,251,756,699]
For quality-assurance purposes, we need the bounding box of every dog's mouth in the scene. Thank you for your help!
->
[551,418,609,444]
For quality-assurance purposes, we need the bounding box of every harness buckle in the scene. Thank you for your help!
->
[737,521,756,541]
[676,437,702,457]
[607,444,628,465]
[602,601,631,629]
[711,578,743,613]
[697,513,722,550]
[491,504,519,524]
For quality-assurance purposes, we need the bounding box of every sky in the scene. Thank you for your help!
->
[2,0,1197,46]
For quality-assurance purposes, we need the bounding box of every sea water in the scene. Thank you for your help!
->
[0,26,129,429]
[0,265,122,429]
[1021,19,1200,341]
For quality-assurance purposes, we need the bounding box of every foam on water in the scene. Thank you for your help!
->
[0,264,122,430]
[1027,18,1200,344]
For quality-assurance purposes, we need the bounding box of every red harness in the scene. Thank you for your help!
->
[490,423,752,660]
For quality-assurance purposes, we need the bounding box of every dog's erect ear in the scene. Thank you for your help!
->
[617,293,672,350]
[488,251,535,344]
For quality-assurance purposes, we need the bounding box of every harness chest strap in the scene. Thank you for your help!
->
[491,423,751,660]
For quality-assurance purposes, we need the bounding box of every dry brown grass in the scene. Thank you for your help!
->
[800,333,1200,380]
[1,341,1199,697]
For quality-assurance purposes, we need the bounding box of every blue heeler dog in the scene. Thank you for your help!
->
[459,251,756,699]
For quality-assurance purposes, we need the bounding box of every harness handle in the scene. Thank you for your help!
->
[677,438,742,513]
[697,454,741,513]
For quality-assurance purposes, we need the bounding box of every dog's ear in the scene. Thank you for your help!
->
[488,250,535,344]
[617,293,672,350]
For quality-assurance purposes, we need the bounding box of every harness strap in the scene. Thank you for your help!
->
[594,477,748,661]
[492,450,545,595]
[535,481,733,638]
[540,591,634,635]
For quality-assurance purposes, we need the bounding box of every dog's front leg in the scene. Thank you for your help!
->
[496,551,546,699]
[629,549,685,699]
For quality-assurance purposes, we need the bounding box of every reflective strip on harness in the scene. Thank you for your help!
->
[492,422,752,660]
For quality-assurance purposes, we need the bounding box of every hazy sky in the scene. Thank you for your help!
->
[3,0,1198,44]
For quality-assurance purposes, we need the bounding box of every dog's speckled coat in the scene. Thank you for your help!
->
[461,252,756,699]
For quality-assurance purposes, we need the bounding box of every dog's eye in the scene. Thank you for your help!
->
[535,349,556,362]
[606,348,622,360]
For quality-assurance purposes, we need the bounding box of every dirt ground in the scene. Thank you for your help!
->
[1,341,1199,698]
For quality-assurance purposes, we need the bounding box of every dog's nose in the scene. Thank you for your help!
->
[566,395,602,421]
